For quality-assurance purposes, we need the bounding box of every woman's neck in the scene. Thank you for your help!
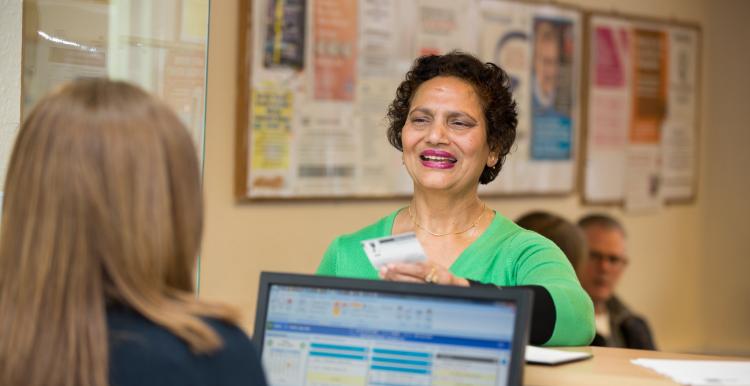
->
[409,187,484,235]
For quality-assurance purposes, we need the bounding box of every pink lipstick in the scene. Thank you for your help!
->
[419,149,457,169]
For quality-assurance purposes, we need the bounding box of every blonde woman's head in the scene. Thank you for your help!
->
[0,78,233,386]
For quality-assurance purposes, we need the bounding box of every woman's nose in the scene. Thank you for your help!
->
[425,121,449,144]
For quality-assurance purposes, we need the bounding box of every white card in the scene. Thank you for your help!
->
[361,232,427,268]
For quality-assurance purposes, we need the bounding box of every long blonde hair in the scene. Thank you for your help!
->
[0,79,239,386]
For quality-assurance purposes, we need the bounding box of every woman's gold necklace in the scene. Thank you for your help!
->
[408,202,487,237]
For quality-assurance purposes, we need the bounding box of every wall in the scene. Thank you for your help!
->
[700,0,750,355]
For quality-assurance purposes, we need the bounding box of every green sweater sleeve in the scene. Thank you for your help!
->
[316,237,340,276]
[513,235,595,346]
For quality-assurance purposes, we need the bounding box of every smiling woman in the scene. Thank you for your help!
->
[316,52,595,346]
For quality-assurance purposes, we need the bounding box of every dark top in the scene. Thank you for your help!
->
[108,305,267,386]
[590,295,657,350]
[469,281,559,345]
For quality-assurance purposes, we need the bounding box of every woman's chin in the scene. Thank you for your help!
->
[413,176,462,192]
[409,167,482,193]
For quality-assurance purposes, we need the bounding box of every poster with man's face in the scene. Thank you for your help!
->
[530,17,574,161]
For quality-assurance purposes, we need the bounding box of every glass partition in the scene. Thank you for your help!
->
[20,0,211,288]
[22,0,210,163]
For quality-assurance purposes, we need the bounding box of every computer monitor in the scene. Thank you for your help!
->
[253,272,532,386]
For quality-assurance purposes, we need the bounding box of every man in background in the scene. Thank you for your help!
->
[577,214,657,350]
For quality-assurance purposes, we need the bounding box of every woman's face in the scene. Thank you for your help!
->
[401,76,496,194]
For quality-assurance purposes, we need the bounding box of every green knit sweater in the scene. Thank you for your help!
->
[316,209,595,346]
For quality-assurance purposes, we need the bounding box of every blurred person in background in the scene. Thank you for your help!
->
[516,210,587,271]
[578,214,657,350]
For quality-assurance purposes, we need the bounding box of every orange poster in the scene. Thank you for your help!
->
[313,0,357,101]
[630,29,668,144]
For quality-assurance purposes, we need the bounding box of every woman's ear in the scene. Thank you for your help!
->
[487,152,499,168]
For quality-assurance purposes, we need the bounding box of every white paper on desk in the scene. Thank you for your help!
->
[525,345,592,365]
[632,358,750,386]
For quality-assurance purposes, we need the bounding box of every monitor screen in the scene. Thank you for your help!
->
[259,283,518,386]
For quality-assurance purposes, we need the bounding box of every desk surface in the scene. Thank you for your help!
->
[524,346,749,386]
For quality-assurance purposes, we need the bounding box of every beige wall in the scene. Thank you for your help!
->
[200,0,749,354]
[700,0,750,355]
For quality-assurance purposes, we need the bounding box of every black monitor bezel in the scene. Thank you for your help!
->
[253,271,532,386]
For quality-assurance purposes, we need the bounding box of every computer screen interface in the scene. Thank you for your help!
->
[260,284,518,386]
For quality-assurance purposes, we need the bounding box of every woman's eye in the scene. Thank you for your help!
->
[411,116,429,124]
[450,120,471,128]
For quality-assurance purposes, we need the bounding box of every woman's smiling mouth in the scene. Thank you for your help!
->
[420,149,457,169]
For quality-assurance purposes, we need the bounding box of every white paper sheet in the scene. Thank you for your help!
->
[624,144,664,213]
[525,346,592,365]
[632,358,750,386]
[661,27,699,201]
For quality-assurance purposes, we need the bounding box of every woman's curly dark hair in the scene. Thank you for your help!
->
[386,51,517,184]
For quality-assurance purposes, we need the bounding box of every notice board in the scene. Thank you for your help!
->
[581,13,700,209]
[236,0,583,199]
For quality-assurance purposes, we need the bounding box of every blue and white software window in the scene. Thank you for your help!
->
[261,285,517,386]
